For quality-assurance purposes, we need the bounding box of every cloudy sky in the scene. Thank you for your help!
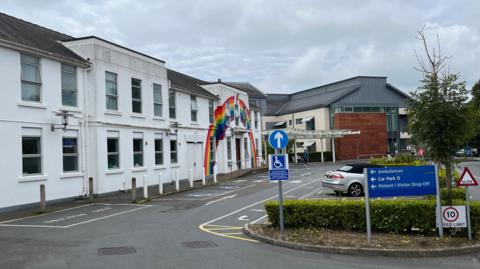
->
[3,0,479,93]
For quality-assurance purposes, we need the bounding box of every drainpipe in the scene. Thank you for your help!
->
[82,62,93,196]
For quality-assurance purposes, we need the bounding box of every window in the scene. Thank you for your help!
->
[153,84,162,117]
[63,137,78,172]
[133,138,144,167]
[288,120,292,126]
[209,100,214,123]
[190,95,198,122]
[107,138,120,169]
[105,72,118,110]
[227,137,232,161]
[235,104,239,126]
[21,54,41,102]
[131,78,142,113]
[169,89,176,119]
[170,139,178,164]
[22,136,41,175]
[61,64,77,106]
[155,138,163,165]
[254,111,259,129]
[305,118,315,131]
[295,118,303,125]
[244,137,249,159]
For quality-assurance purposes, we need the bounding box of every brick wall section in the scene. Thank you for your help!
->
[334,113,388,160]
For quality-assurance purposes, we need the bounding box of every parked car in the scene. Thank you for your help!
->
[322,163,384,197]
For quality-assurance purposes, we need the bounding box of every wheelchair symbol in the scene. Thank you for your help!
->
[273,156,284,169]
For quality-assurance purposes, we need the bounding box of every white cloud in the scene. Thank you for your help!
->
[2,0,479,93]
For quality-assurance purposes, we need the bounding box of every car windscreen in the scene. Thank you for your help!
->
[337,166,353,172]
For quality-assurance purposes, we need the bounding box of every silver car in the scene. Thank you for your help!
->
[322,163,384,197]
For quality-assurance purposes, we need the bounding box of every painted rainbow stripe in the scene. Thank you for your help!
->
[204,95,257,175]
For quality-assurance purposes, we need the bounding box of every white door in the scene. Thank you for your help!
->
[186,142,203,180]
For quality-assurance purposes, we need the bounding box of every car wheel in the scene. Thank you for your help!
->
[348,183,363,197]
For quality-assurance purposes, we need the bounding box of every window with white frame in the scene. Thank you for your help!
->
[254,111,259,129]
[105,71,118,110]
[153,84,162,117]
[226,137,232,161]
[154,136,163,166]
[61,64,77,107]
[133,137,144,167]
[209,100,214,123]
[190,95,198,122]
[209,137,215,161]
[63,137,78,172]
[131,78,142,113]
[169,89,176,119]
[107,134,120,169]
[170,139,178,164]
[21,54,41,102]
[22,128,42,175]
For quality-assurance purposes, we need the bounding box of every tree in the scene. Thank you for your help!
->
[407,29,477,205]
[471,80,480,106]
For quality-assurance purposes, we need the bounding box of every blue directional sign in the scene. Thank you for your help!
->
[268,130,289,149]
[269,154,289,181]
[366,166,437,198]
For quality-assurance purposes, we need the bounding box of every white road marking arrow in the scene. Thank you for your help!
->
[237,215,250,221]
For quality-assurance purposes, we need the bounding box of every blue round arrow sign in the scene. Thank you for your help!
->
[268,130,289,149]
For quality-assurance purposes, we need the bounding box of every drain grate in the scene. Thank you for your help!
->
[181,241,217,248]
[98,246,136,256]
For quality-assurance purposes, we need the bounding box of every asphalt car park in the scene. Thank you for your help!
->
[0,203,151,228]
[0,162,478,269]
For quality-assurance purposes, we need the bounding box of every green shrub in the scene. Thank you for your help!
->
[370,154,423,166]
[426,187,466,201]
[265,199,480,236]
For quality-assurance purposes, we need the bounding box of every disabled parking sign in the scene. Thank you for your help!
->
[269,154,289,181]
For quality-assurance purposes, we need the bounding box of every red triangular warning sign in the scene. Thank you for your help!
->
[457,167,479,186]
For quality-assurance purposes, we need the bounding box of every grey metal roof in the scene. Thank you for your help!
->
[167,69,218,100]
[222,82,267,99]
[0,12,89,66]
[265,76,410,116]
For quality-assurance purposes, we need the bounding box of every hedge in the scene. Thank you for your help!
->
[265,199,480,237]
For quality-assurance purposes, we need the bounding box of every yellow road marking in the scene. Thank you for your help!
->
[207,227,243,231]
[199,224,258,243]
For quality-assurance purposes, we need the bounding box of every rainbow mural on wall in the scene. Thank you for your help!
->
[204,94,257,176]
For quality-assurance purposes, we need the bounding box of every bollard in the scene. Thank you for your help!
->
[189,169,193,188]
[213,165,218,183]
[201,167,206,186]
[175,170,179,191]
[40,184,46,211]
[143,174,148,199]
[131,177,137,203]
[158,172,163,195]
[88,177,94,202]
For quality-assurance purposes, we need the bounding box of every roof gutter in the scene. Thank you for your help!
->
[170,85,219,101]
[0,38,91,68]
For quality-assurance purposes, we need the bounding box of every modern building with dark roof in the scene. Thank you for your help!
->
[263,76,411,160]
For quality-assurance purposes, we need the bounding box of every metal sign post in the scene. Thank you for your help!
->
[278,148,285,238]
[268,130,289,239]
[363,168,371,244]
[466,186,472,240]
[434,164,443,238]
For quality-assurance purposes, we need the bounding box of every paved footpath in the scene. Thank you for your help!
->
[0,162,479,269]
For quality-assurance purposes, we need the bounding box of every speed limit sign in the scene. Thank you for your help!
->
[441,206,466,228]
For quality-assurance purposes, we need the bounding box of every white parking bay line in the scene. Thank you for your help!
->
[0,203,95,224]
[300,172,312,177]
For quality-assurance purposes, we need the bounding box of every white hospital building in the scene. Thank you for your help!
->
[0,13,264,210]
